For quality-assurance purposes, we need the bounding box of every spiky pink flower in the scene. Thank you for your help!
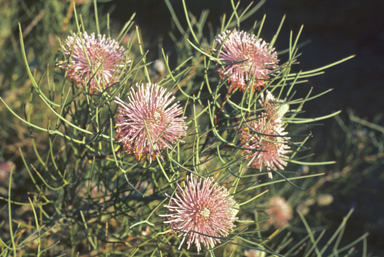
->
[161,175,238,253]
[239,113,290,178]
[59,32,130,93]
[266,196,292,228]
[216,29,279,92]
[115,83,187,162]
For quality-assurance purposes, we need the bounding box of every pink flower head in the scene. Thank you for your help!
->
[266,196,292,228]
[216,29,279,92]
[115,83,187,162]
[161,175,238,253]
[59,32,130,93]
[0,158,14,183]
[239,113,290,178]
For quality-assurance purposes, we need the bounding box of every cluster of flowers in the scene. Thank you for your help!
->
[217,29,290,178]
[58,29,290,253]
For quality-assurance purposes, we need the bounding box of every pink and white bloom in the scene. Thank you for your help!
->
[266,196,292,228]
[239,114,289,178]
[239,90,290,178]
[59,32,130,93]
[161,175,238,253]
[216,29,279,92]
[115,83,187,162]
[0,158,14,183]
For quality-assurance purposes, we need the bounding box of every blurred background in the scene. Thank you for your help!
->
[103,0,384,120]
[0,0,383,255]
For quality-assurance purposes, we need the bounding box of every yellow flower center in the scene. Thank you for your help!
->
[199,207,210,218]
[91,48,107,71]
[154,111,161,121]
